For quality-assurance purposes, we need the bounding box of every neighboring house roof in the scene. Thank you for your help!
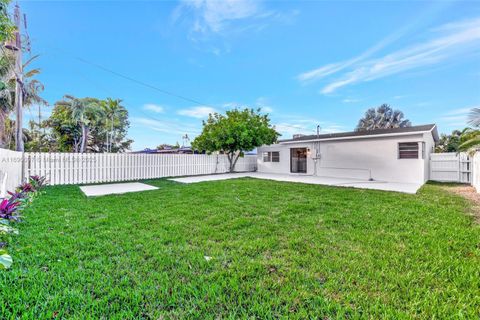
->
[131,147,195,154]
[279,124,439,144]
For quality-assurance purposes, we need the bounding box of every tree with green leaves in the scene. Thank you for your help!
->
[0,0,14,44]
[0,52,47,148]
[435,128,471,153]
[356,104,411,131]
[457,109,480,153]
[48,96,132,153]
[192,108,279,172]
[100,98,128,152]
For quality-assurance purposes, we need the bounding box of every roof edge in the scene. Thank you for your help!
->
[278,124,438,144]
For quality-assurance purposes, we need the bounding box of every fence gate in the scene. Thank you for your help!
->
[430,152,471,183]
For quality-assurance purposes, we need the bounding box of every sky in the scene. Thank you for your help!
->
[20,0,480,150]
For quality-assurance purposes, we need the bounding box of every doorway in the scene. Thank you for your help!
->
[290,148,307,173]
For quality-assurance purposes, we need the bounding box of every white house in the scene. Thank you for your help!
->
[257,124,439,184]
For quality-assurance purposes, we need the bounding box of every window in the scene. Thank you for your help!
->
[263,152,270,162]
[398,142,419,159]
[272,152,280,162]
[263,151,280,162]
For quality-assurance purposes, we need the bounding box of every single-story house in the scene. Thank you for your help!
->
[257,124,439,184]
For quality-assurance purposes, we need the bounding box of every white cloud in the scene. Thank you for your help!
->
[274,118,345,138]
[143,104,165,113]
[178,106,217,118]
[173,0,298,54]
[176,0,261,34]
[298,17,480,94]
[255,97,274,113]
[342,98,360,103]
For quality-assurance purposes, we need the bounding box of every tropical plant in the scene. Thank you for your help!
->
[356,104,411,131]
[0,52,47,149]
[0,198,21,221]
[435,128,472,153]
[29,175,47,189]
[0,249,12,269]
[0,0,14,43]
[192,108,279,172]
[101,98,128,152]
[0,51,14,148]
[49,96,132,153]
[456,108,480,153]
[55,95,105,153]
[7,190,27,201]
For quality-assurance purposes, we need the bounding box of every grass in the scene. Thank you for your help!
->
[1,178,479,319]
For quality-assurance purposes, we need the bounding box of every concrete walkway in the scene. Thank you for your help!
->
[170,172,422,194]
[80,182,158,197]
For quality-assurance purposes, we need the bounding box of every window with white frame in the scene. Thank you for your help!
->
[263,152,270,162]
[271,151,280,162]
[398,142,419,159]
[263,151,280,162]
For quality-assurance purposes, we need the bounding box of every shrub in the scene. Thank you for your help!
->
[29,175,47,190]
[0,198,21,221]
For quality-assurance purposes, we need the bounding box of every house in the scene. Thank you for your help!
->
[132,146,195,154]
[257,124,439,184]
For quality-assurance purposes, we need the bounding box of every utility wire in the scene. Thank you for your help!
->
[41,44,317,135]
[45,44,218,109]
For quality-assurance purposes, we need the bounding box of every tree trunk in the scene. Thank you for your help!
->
[80,124,87,153]
[0,110,7,148]
[228,152,241,172]
[227,153,234,172]
[232,152,241,171]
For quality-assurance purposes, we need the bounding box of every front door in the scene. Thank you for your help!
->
[290,148,307,173]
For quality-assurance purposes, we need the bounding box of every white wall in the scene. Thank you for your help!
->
[258,133,431,184]
[257,142,318,175]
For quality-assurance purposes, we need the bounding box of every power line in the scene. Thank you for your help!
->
[45,44,218,109]
[42,45,317,135]
[63,65,202,135]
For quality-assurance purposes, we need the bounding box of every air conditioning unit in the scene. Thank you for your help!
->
[292,134,306,139]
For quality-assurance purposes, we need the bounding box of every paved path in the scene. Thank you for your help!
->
[170,172,422,194]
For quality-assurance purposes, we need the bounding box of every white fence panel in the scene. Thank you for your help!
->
[472,153,480,192]
[0,148,24,197]
[430,152,471,183]
[23,153,257,186]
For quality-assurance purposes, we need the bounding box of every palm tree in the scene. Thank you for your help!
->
[58,95,104,153]
[458,109,480,154]
[0,52,47,148]
[0,52,13,148]
[356,104,411,131]
[101,98,127,152]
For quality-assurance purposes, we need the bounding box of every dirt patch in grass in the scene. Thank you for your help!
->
[444,184,480,223]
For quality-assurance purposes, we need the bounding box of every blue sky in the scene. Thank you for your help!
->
[21,0,480,150]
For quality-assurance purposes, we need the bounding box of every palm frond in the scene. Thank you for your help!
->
[22,54,40,69]
[468,108,480,128]
[458,135,480,154]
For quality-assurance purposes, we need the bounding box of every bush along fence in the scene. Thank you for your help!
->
[0,176,47,270]
[1,149,258,193]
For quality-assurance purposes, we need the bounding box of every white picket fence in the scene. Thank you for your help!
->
[0,149,24,197]
[472,153,480,192]
[429,152,471,183]
[0,149,257,194]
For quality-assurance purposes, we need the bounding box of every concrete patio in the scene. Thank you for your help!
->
[80,182,158,197]
[170,172,422,194]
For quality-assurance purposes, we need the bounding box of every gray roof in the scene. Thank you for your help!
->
[279,124,439,143]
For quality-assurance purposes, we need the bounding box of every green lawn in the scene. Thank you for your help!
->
[1,179,479,319]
